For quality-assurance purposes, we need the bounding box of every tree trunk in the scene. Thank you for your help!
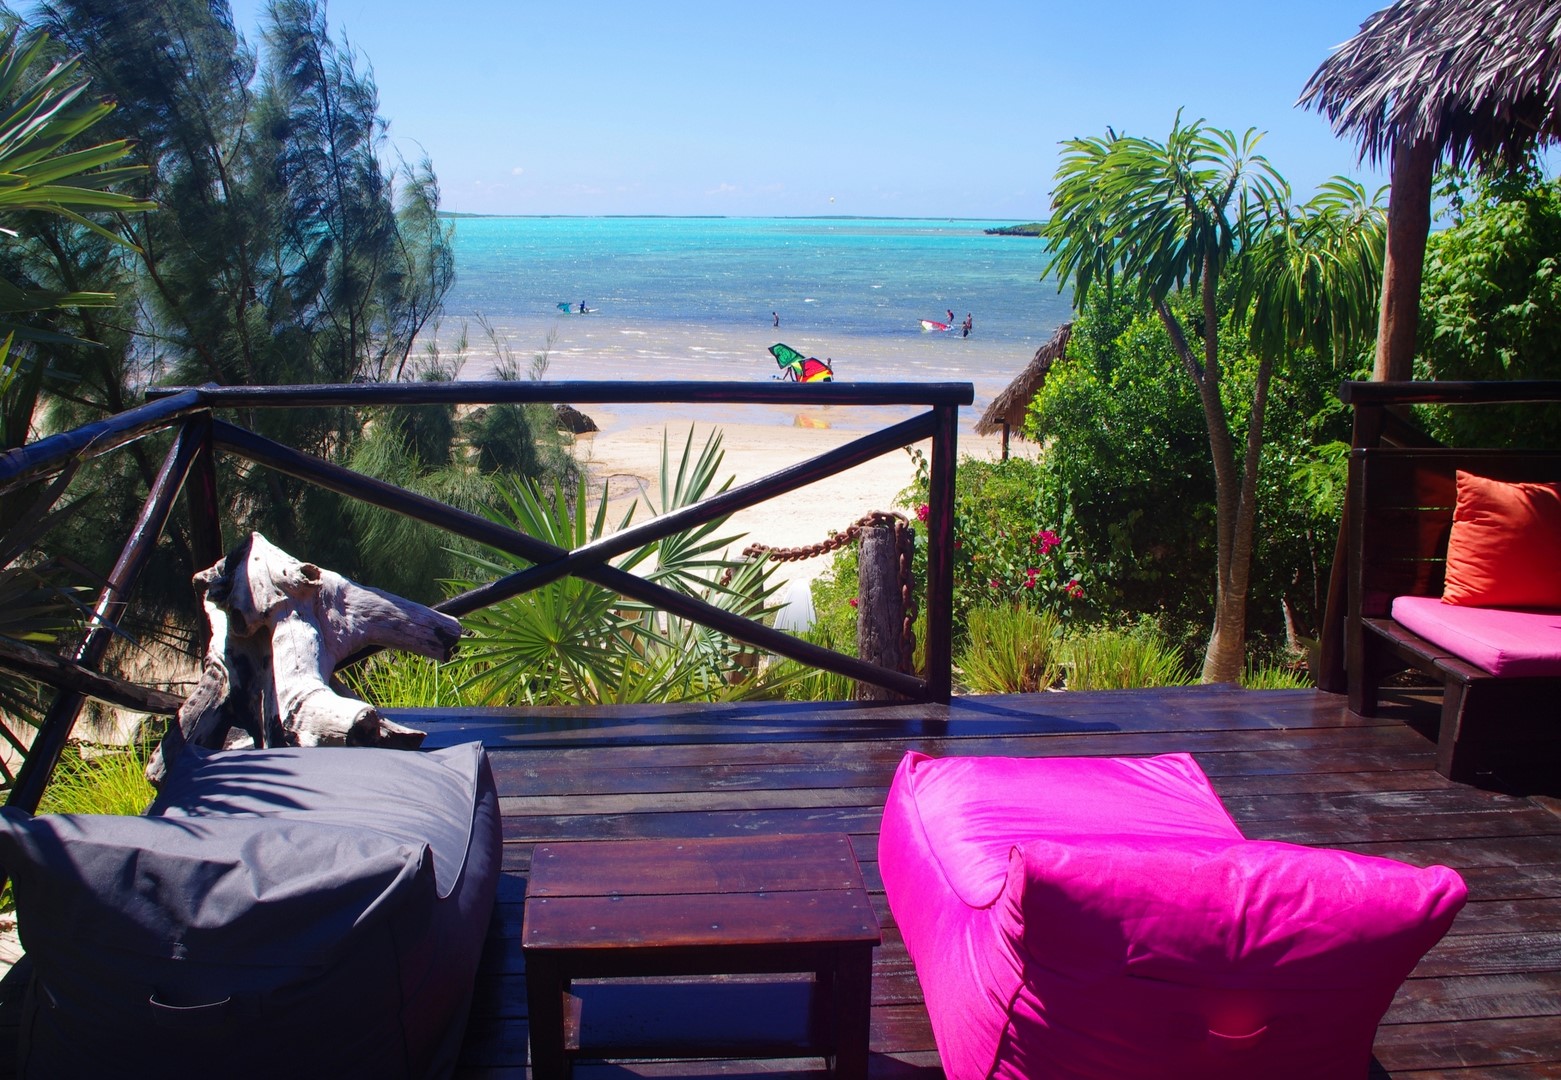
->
[1374,136,1437,382]
[1202,350,1274,685]
[1155,277,1252,685]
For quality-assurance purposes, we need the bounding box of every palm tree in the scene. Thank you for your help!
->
[1041,115,1383,683]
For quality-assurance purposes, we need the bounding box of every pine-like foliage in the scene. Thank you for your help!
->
[28,0,460,583]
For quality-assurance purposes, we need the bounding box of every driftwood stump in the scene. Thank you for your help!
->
[148,532,464,785]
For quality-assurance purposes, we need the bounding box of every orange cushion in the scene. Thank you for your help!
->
[1442,471,1561,608]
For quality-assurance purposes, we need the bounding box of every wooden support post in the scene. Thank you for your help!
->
[184,413,224,579]
[924,404,959,703]
[855,524,903,701]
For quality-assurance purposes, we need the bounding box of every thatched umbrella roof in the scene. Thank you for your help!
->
[1297,0,1561,382]
[974,322,1072,439]
[1300,0,1561,166]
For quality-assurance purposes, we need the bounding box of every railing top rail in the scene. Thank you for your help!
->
[0,388,208,492]
[1339,380,1561,407]
[146,379,976,409]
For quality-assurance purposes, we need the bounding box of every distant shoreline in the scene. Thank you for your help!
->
[439,211,1032,226]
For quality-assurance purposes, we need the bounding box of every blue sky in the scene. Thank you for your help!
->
[227,0,1392,218]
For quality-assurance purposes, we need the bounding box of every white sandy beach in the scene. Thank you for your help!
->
[572,409,1027,594]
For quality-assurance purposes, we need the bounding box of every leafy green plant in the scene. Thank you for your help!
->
[453,427,788,705]
[0,27,152,350]
[955,605,1065,694]
[1060,624,1193,690]
[1040,115,1383,683]
[1417,163,1561,448]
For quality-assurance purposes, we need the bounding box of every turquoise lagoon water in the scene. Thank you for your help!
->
[440,217,1075,429]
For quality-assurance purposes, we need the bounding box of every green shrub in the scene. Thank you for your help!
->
[1060,624,1192,690]
[900,451,1091,651]
[955,605,1064,693]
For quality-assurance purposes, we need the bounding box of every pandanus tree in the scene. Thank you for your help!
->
[1040,114,1383,683]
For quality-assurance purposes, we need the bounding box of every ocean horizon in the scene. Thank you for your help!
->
[437,216,1075,432]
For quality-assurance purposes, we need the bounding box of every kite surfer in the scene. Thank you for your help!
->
[962,313,973,337]
[578,300,587,314]
[773,311,780,327]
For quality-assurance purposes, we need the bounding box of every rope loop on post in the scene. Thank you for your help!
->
[742,510,918,672]
[741,510,911,563]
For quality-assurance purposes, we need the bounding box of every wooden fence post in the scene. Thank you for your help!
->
[856,523,907,701]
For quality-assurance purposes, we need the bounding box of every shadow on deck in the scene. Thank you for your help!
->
[409,684,1561,1078]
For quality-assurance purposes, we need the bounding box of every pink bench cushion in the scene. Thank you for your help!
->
[879,751,1467,1080]
[1391,594,1561,677]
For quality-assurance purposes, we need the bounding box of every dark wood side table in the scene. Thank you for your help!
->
[522,832,881,1079]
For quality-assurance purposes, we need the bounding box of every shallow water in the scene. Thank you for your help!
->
[437,216,1074,432]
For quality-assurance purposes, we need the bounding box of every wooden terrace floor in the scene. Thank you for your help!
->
[408,684,1561,1079]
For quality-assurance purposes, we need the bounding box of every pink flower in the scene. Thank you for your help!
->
[1023,567,1041,589]
[848,597,859,608]
[1063,578,1084,600]
[916,503,930,522]
[1032,529,1061,555]
[989,579,1002,590]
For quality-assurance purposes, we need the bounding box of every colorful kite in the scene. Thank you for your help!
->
[769,342,834,383]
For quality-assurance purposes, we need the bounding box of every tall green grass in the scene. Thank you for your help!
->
[777,621,860,702]
[1060,625,1193,690]
[37,737,157,817]
[1241,660,1313,689]
[340,653,482,708]
[955,606,1065,693]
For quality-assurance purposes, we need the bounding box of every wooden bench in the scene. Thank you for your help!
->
[1347,446,1561,782]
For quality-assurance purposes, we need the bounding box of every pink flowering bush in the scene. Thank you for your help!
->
[901,451,1092,646]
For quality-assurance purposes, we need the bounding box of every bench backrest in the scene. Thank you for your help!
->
[1348,448,1561,618]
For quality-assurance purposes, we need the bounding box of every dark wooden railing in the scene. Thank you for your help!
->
[0,379,971,813]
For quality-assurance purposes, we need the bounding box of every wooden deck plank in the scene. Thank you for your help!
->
[408,685,1561,1077]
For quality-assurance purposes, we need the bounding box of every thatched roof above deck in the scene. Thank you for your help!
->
[1300,0,1561,166]
[974,322,1072,438]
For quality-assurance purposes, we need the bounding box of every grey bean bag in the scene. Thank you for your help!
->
[0,742,500,1079]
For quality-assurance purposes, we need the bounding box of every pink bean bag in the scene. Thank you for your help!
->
[878,751,1466,1079]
